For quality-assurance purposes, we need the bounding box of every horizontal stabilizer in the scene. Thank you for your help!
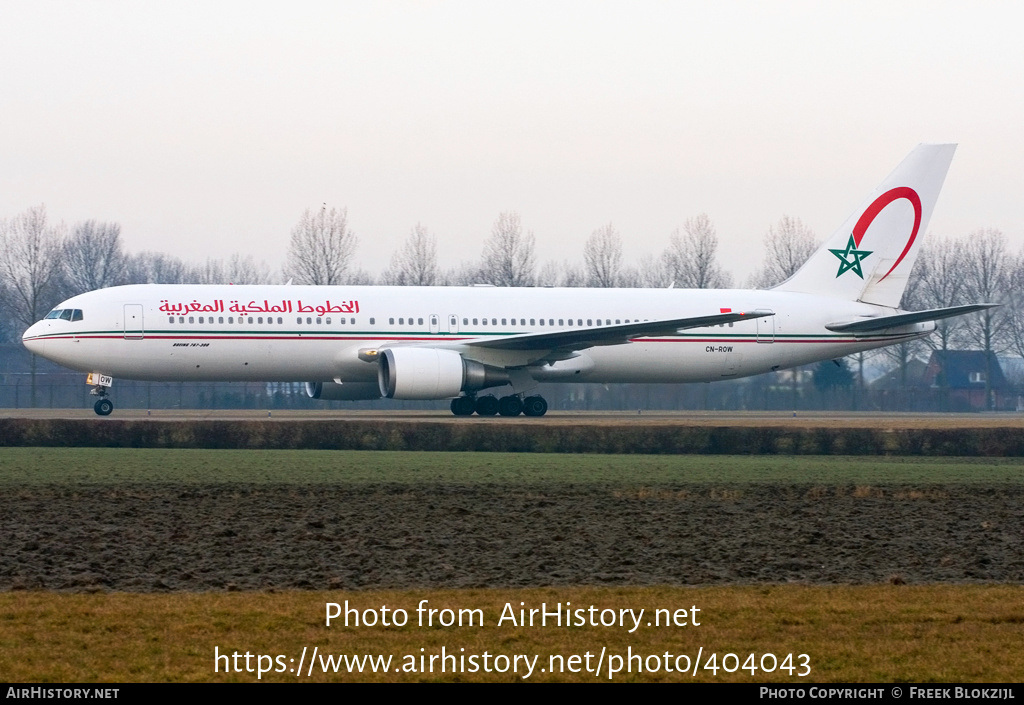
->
[465,309,775,351]
[825,304,997,333]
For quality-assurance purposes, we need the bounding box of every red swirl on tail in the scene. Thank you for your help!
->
[852,187,921,282]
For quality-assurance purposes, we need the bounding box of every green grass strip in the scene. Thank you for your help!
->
[2,448,1022,485]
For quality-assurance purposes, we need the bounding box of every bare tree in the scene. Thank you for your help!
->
[0,206,66,330]
[535,259,585,287]
[124,252,189,284]
[1004,249,1024,363]
[380,223,440,286]
[914,236,967,353]
[188,255,275,285]
[441,261,483,286]
[343,266,376,285]
[285,205,358,285]
[227,254,275,285]
[0,205,65,406]
[748,215,819,288]
[960,228,1011,409]
[662,214,732,289]
[481,211,535,287]
[584,223,623,287]
[635,253,670,288]
[62,220,126,295]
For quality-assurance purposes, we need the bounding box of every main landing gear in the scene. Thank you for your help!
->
[450,394,548,417]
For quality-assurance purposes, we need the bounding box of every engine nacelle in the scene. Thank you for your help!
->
[305,381,382,401]
[378,347,509,399]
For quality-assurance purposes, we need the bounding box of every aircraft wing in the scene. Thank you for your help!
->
[825,304,997,333]
[463,309,775,351]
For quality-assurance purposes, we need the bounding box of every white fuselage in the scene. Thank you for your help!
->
[22,284,930,391]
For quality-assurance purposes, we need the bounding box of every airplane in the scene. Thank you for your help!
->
[21,143,994,417]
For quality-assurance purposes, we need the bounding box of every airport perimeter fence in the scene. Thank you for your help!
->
[1,372,1019,413]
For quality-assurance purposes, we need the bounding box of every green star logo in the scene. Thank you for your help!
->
[829,235,873,279]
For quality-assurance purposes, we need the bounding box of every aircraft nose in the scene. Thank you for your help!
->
[21,323,43,354]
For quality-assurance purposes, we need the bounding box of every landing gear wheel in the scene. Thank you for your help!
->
[498,395,523,416]
[94,398,114,416]
[474,395,499,416]
[522,395,548,417]
[450,396,476,416]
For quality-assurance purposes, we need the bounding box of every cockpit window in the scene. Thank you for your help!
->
[43,308,83,321]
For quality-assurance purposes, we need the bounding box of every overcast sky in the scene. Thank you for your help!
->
[2,1,1022,283]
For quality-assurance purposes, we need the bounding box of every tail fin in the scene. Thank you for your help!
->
[776,143,956,308]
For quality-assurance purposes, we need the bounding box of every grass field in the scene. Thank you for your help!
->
[2,447,1024,485]
[2,448,1021,683]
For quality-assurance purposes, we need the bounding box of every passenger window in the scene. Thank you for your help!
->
[369,317,375,324]
[297,317,303,324]
[539,319,545,326]
[168,316,174,324]
[520,319,525,325]
[473,318,478,325]
[548,319,554,326]
[278,317,283,324]
[482,318,487,326]
[199,317,205,324]
[326,317,331,324]
[389,318,395,325]
[418,317,423,325]
[463,318,468,325]
[502,318,507,325]
[257,317,263,324]
[179,317,185,324]
[530,319,535,325]
[510,319,516,326]
[316,317,322,324]
[189,316,195,324]
[492,318,497,325]
[247,317,253,324]
[219,317,224,324]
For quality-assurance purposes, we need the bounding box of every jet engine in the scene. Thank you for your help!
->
[305,381,382,401]
[378,347,509,399]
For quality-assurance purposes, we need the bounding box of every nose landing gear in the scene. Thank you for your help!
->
[87,372,114,416]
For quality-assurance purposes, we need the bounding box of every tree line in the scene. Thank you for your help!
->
[3,202,1022,405]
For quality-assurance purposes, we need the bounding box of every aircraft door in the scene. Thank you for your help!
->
[448,314,459,334]
[123,304,144,340]
[756,315,774,343]
[430,314,440,335]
